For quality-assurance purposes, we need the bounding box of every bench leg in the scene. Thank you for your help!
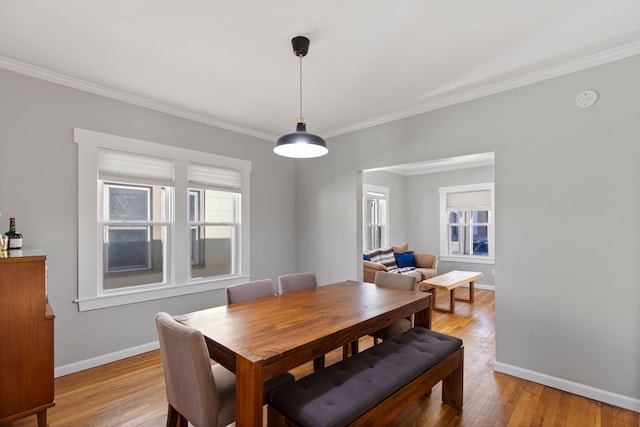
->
[442,347,464,409]
[268,405,286,427]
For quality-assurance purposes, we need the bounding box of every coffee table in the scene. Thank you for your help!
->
[418,270,483,313]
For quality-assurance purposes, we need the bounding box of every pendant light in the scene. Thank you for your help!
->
[274,36,328,158]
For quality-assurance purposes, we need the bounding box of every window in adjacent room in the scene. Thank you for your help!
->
[75,128,251,311]
[439,183,494,264]
[363,184,389,251]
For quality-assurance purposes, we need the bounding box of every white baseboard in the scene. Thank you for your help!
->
[457,282,494,291]
[494,361,640,413]
[54,341,159,378]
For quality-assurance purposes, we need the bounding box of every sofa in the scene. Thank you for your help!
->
[363,244,438,284]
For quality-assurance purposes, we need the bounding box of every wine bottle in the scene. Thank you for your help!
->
[6,217,23,250]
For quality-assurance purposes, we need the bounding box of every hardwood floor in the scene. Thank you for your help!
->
[5,289,639,426]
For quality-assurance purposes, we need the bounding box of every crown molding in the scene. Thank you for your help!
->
[324,40,640,138]
[0,56,278,141]
[2,40,639,141]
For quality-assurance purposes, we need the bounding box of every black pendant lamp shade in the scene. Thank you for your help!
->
[274,36,328,159]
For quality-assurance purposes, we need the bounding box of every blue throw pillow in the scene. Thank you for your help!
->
[394,251,416,268]
[363,254,371,261]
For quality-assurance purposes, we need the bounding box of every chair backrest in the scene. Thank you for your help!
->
[226,279,275,304]
[373,271,417,291]
[155,312,221,427]
[278,272,318,294]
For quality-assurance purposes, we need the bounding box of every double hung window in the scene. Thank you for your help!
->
[439,183,494,263]
[76,128,251,311]
[363,184,389,251]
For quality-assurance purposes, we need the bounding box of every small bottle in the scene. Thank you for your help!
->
[6,217,23,250]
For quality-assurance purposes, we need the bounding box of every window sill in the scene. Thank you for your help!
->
[439,255,495,265]
[75,276,251,311]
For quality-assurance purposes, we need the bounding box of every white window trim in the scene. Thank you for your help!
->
[74,128,251,311]
[362,184,389,251]
[439,182,495,264]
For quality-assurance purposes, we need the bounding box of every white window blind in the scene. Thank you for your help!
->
[447,190,491,211]
[99,149,174,186]
[188,163,241,192]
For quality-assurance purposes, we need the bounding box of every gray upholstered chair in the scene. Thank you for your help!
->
[225,278,275,304]
[155,312,235,427]
[278,272,318,294]
[155,311,294,427]
[369,271,417,345]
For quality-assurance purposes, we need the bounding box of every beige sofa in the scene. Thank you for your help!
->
[363,244,438,283]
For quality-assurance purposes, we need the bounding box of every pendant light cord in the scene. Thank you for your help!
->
[299,54,304,122]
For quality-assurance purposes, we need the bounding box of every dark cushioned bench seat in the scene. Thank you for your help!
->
[268,327,464,427]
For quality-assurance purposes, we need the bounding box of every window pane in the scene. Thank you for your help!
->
[365,225,382,251]
[204,190,236,222]
[103,225,166,290]
[449,225,460,254]
[188,191,199,222]
[107,185,150,221]
[189,189,236,223]
[449,211,460,223]
[191,225,234,279]
[471,210,489,223]
[472,225,489,256]
[366,198,379,225]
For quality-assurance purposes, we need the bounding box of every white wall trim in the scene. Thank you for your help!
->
[54,341,159,378]
[494,361,640,413]
[324,41,640,137]
[0,56,276,141]
[2,41,640,141]
[469,283,494,291]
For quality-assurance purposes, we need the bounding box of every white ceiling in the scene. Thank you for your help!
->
[1,1,639,142]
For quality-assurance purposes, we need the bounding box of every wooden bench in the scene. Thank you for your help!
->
[268,327,463,427]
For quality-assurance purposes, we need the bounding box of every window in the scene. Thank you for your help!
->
[75,128,251,311]
[187,163,242,280]
[363,184,389,251]
[439,183,494,264]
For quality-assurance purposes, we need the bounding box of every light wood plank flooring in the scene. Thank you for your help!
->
[5,289,639,426]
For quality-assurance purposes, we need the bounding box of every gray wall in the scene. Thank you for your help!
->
[295,55,640,403]
[0,69,297,368]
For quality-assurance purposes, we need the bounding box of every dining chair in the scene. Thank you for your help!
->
[155,312,236,427]
[225,278,275,304]
[369,271,417,345]
[277,272,318,294]
[155,311,294,427]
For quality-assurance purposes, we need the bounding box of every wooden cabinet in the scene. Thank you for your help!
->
[0,249,55,427]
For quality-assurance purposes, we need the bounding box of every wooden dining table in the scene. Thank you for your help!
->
[174,280,432,427]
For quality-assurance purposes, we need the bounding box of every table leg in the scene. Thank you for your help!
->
[449,289,455,313]
[37,410,47,427]
[414,293,432,329]
[454,281,475,304]
[235,357,263,427]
